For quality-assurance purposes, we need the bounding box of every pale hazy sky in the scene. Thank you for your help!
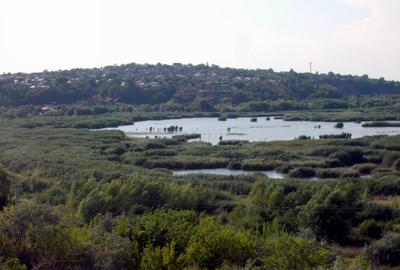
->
[0,0,399,80]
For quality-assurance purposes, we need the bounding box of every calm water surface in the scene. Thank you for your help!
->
[105,117,400,144]
[172,168,286,179]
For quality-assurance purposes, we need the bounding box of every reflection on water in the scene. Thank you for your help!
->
[104,117,400,145]
[172,168,286,179]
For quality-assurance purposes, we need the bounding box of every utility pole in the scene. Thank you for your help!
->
[309,62,312,73]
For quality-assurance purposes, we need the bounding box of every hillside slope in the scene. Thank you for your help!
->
[1,63,399,107]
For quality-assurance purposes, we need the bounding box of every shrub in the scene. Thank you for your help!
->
[214,150,245,159]
[353,163,377,174]
[329,149,365,166]
[0,258,27,270]
[275,164,292,173]
[143,156,229,170]
[218,140,249,146]
[227,161,242,170]
[106,144,127,155]
[319,133,352,139]
[315,169,341,179]
[297,135,311,140]
[382,153,400,166]
[241,159,280,171]
[143,149,177,157]
[261,223,332,270]
[323,159,342,168]
[184,217,256,269]
[218,116,227,121]
[362,122,400,127]
[367,177,400,196]
[393,158,400,172]
[106,154,121,162]
[340,170,360,179]
[288,167,316,178]
[309,147,337,157]
[172,134,201,141]
[335,122,344,128]
[355,219,383,239]
[143,142,166,150]
[365,232,400,267]
[0,167,10,209]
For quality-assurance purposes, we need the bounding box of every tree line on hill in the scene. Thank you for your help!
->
[0,63,399,108]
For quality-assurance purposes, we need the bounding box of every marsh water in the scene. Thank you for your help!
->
[172,168,287,179]
[105,117,400,145]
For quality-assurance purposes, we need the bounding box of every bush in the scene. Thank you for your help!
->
[0,167,10,209]
[288,167,316,178]
[218,116,227,121]
[393,158,400,172]
[352,163,377,174]
[315,169,341,179]
[335,122,344,128]
[275,165,292,173]
[143,149,177,157]
[319,133,352,139]
[143,142,166,150]
[365,232,400,267]
[227,161,242,170]
[297,135,311,140]
[309,147,337,157]
[355,219,383,239]
[362,121,400,127]
[0,258,27,270]
[106,144,127,155]
[329,149,365,166]
[241,159,280,171]
[367,177,400,196]
[262,224,332,270]
[107,154,121,162]
[172,134,201,141]
[382,153,400,166]
[184,217,256,269]
[143,156,229,170]
[340,170,360,179]
[218,140,249,146]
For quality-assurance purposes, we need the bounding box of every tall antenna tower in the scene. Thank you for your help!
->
[309,62,312,73]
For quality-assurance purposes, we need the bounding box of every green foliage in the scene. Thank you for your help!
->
[0,202,88,269]
[0,167,11,209]
[0,258,27,270]
[355,219,383,239]
[300,182,363,242]
[393,158,400,171]
[329,149,365,166]
[288,167,316,178]
[184,217,256,269]
[261,223,332,270]
[1,63,400,111]
[78,177,226,221]
[1,114,400,268]
[365,232,400,267]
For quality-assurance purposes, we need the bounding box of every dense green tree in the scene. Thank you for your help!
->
[184,217,256,269]
[300,183,362,242]
[261,223,332,270]
[0,167,10,209]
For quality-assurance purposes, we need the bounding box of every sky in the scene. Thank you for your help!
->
[0,0,399,80]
